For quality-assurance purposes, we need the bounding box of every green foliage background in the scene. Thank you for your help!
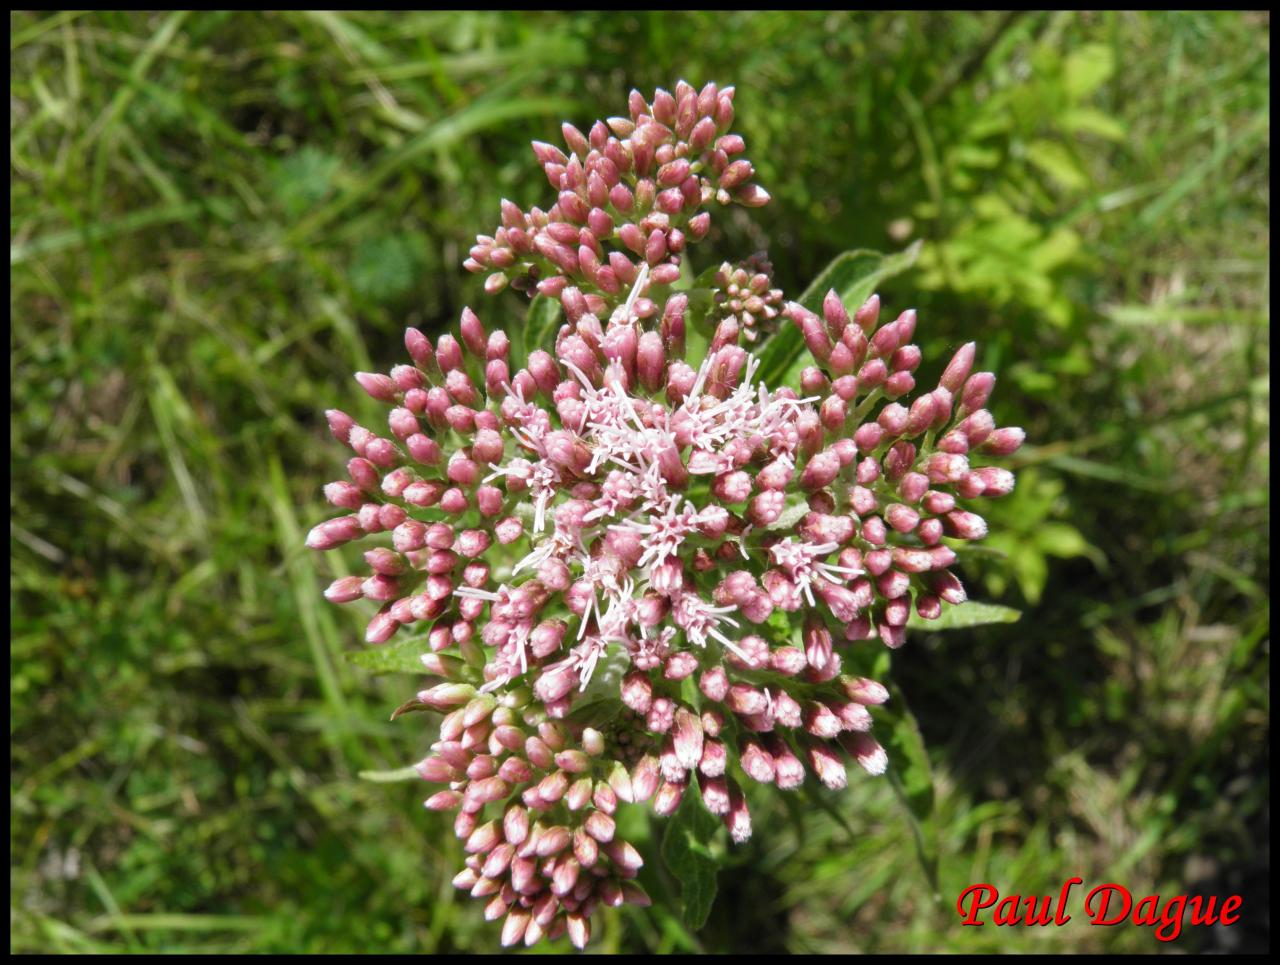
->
[10,10,1269,953]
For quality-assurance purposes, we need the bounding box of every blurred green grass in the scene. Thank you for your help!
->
[10,10,1269,953]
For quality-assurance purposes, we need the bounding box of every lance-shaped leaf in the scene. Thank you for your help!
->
[345,635,430,674]
[755,240,922,387]
[660,779,721,931]
[523,294,562,359]
[878,676,941,900]
[358,765,420,783]
[908,600,1022,631]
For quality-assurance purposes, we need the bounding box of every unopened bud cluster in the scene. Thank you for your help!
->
[712,253,784,344]
[465,79,766,305]
[306,82,1022,950]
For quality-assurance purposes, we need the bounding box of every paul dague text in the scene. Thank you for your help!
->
[956,878,1242,942]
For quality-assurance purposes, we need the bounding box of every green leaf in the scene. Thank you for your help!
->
[660,780,721,931]
[681,287,719,335]
[1035,521,1096,560]
[345,636,429,674]
[349,234,425,302]
[1060,107,1126,142]
[678,287,718,367]
[690,262,724,290]
[357,765,420,783]
[1063,43,1114,100]
[1025,140,1089,192]
[1011,543,1049,605]
[908,600,1022,631]
[951,144,1002,170]
[524,294,562,358]
[755,241,922,388]
[879,680,940,899]
[272,146,341,217]
[1027,226,1082,272]
[566,644,629,729]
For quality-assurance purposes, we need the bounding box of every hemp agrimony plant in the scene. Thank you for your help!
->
[306,80,1024,949]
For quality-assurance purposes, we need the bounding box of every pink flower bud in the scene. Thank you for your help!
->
[982,427,1025,456]
[459,307,487,357]
[960,372,996,415]
[877,567,910,601]
[584,810,616,844]
[767,645,805,676]
[905,394,936,436]
[956,472,986,498]
[822,289,850,338]
[620,671,652,714]
[884,370,915,399]
[652,780,685,817]
[673,707,704,771]
[878,403,909,437]
[853,422,883,452]
[924,452,969,483]
[305,515,362,550]
[848,295,878,335]
[766,737,806,790]
[698,773,731,815]
[843,676,890,705]
[688,663,726,702]
[944,509,988,540]
[800,450,841,491]
[727,683,767,716]
[973,466,1015,496]
[891,547,936,574]
[355,371,398,403]
[486,516,521,547]
[324,576,365,603]
[843,732,888,775]
[795,311,833,363]
[885,503,920,533]
[932,569,967,605]
[435,334,464,373]
[857,357,887,389]
[861,515,887,545]
[747,490,784,526]
[916,593,942,620]
[802,613,834,670]
[808,741,848,789]
[651,262,681,285]
[869,320,901,359]
[323,480,364,510]
[891,344,922,372]
[939,340,976,391]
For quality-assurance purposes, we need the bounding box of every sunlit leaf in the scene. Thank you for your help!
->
[1063,43,1115,100]
[1025,140,1089,192]
[1060,107,1126,141]
[358,765,419,783]
[345,636,429,674]
[908,600,1022,631]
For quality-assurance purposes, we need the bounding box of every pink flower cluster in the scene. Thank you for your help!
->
[306,82,1022,949]
[464,79,767,302]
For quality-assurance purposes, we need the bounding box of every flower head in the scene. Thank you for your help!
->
[307,80,1022,949]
